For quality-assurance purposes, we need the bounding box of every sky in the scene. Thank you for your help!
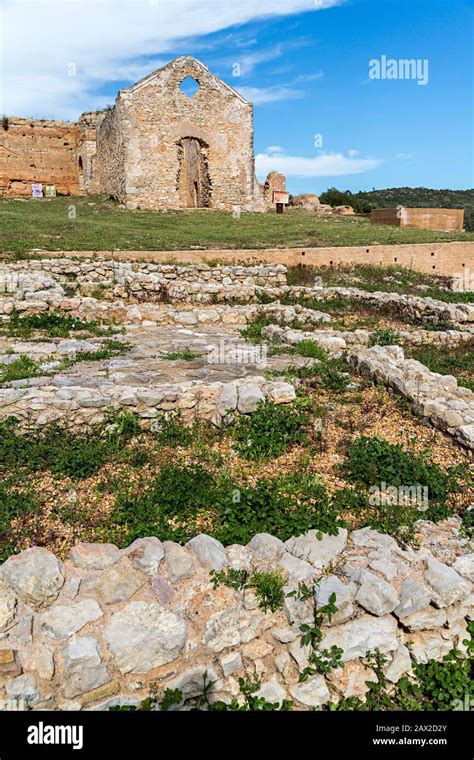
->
[0,0,472,195]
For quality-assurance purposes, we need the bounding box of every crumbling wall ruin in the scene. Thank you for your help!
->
[0,118,79,196]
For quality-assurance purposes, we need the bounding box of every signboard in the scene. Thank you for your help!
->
[31,183,43,198]
[272,190,289,205]
[45,184,57,197]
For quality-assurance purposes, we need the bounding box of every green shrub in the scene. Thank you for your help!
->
[153,411,194,447]
[0,412,142,479]
[231,400,309,460]
[292,339,327,360]
[106,468,343,547]
[162,348,200,361]
[210,568,287,613]
[369,328,400,347]
[341,435,460,505]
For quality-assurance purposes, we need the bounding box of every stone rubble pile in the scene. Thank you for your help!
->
[349,345,474,449]
[0,522,471,711]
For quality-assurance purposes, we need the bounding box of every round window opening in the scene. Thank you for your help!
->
[179,76,200,98]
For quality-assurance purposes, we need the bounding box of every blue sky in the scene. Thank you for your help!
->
[1,0,473,194]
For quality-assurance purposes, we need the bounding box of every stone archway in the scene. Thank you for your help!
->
[177,137,211,208]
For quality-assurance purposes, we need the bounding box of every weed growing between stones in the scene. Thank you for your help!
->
[0,355,42,383]
[210,568,287,613]
[161,348,200,361]
[289,580,344,678]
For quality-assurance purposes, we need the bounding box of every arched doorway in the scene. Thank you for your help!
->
[177,137,211,208]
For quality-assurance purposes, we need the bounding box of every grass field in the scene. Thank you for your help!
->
[1,195,473,256]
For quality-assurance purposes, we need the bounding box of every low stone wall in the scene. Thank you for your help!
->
[0,296,330,329]
[349,345,474,450]
[318,287,474,325]
[0,375,296,430]
[0,522,471,711]
[0,260,288,305]
[263,324,473,356]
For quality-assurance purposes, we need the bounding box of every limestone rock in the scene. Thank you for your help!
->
[248,533,285,562]
[237,383,265,414]
[220,651,242,677]
[19,645,55,681]
[257,676,288,705]
[355,570,400,616]
[317,575,355,625]
[5,674,42,708]
[103,601,187,674]
[60,637,110,699]
[399,606,447,631]
[424,557,471,607]
[285,528,348,570]
[289,675,330,707]
[186,534,228,570]
[0,583,17,631]
[163,541,195,582]
[86,558,145,605]
[384,644,412,683]
[321,614,398,662]
[0,547,64,609]
[394,578,432,619]
[38,599,103,639]
[453,554,474,582]
[69,543,121,571]
[278,552,315,582]
[123,537,164,576]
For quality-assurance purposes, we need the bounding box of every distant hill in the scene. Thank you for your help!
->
[318,187,474,230]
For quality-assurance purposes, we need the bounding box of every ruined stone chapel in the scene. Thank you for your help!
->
[0,56,285,212]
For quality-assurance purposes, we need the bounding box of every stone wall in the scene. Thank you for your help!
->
[77,112,107,194]
[0,523,471,711]
[37,241,474,278]
[97,57,256,211]
[0,118,79,196]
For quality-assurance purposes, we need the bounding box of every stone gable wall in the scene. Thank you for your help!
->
[102,57,256,211]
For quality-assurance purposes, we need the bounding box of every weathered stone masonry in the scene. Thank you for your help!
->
[0,523,472,711]
[1,57,283,211]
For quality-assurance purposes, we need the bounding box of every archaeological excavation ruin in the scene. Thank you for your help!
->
[0,56,285,211]
[0,253,472,712]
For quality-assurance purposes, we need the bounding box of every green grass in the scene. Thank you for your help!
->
[0,355,42,384]
[1,196,471,257]
[162,348,200,361]
[3,309,117,339]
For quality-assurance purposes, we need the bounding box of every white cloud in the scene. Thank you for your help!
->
[348,149,360,158]
[266,145,285,155]
[395,152,414,160]
[235,85,303,104]
[255,151,382,179]
[0,0,344,119]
